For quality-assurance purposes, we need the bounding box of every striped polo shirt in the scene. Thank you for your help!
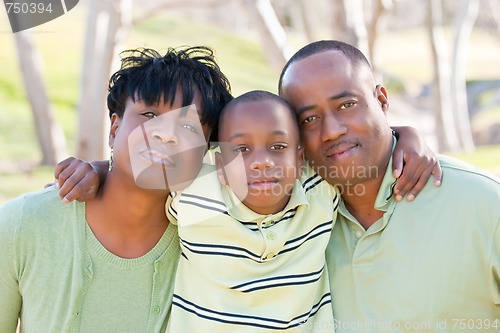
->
[166,164,339,332]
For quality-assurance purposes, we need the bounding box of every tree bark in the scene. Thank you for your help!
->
[450,0,478,152]
[13,31,67,165]
[366,0,393,73]
[77,0,132,161]
[338,0,370,60]
[241,0,294,72]
[427,0,460,152]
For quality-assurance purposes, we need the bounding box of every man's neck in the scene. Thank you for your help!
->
[341,176,385,230]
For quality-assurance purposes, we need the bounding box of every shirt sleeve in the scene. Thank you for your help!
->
[491,216,500,306]
[166,193,179,226]
[0,198,23,332]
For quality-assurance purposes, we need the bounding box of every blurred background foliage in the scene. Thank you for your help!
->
[0,0,499,204]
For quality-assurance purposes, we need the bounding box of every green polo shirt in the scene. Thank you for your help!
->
[326,154,500,332]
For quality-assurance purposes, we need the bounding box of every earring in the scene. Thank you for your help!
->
[108,148,114,172]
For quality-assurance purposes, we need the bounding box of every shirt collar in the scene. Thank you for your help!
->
[374,135,398,211]
[221,179,309,223]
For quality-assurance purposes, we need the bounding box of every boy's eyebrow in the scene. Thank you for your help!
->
[228,130,289,141]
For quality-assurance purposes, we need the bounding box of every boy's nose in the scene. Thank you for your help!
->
[250,150,274,170]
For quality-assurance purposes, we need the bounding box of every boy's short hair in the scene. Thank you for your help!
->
[107,46,233,142]
[219,90,298,138]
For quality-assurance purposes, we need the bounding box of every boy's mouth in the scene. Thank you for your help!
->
[248,178,280,190]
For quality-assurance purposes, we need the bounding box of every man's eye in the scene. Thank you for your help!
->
[339,101,356,110]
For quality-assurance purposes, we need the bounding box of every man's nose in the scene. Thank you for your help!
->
[320,112,347,142]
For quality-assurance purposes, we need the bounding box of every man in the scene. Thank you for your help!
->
[279,40,500,332]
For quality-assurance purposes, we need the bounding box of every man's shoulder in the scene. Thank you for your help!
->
[439,155,500,187]
[434,155,500,205]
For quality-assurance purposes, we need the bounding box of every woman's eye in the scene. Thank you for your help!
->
[181,124,198,133]
[143,112,157,118]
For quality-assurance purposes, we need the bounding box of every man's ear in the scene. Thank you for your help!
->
[375,84,389,114]
[296,144,305,179]
[108,113,121,147]
[215,152,228,186]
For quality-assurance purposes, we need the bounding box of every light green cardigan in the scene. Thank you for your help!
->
[0,187,180,333]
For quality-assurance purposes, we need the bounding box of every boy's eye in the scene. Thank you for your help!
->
[270,144,287,150]
[234,146,249,153]
[302,115,318,124]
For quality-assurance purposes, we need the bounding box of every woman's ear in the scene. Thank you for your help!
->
[108,113,121,147]
[215,152,228,186]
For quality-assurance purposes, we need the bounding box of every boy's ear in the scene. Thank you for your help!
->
[296,144,305,179]
[108,113,121,147]
[215,152,228,185]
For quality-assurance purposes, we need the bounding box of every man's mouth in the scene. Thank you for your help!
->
[325,143,359,160]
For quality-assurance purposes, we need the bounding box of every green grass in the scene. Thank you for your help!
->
[447,144,500,175]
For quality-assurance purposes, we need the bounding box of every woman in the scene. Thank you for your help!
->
[0,46,232,333]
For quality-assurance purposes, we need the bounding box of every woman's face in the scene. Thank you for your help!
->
[109,91,210,193]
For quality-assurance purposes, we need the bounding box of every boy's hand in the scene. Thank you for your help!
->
[54,157,102,203]
[392,126,442,202]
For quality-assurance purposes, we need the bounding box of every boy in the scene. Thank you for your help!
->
[166,90,338,332]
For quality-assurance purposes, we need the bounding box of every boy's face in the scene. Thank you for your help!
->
[217,99,304,215]
[110,92,209,192]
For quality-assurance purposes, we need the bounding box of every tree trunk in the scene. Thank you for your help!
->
[77,0,132,161]
[427,0,460,152]
[366,0,393,74]
[241,0,294,72]
[13,32,67,165]
[451,0,478,152]
[338,0,370,60]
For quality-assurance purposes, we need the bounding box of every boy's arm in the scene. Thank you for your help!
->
[392,126,442,202]
[54,157,108,203]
